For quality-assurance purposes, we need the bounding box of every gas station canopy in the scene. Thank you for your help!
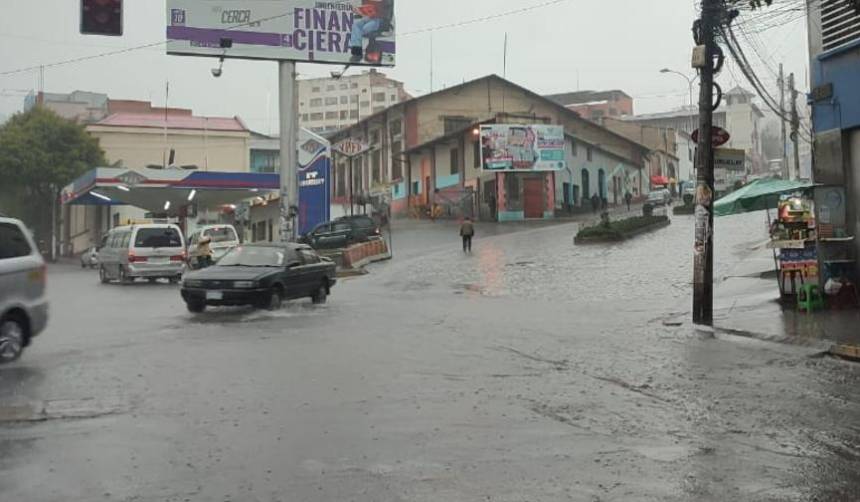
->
[61,167,279,215]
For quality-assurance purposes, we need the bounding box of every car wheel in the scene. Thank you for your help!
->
[169,276,180,285]
[311,283,328,305]
[81,262,86,269]
[0,317,25,364]
[119,266,132,285]
[186,301,206,313]
[147,278,158,284]
[265,288,283,311]
[99,266,109,284]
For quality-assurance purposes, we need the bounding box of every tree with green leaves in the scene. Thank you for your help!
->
[0,106,105,249]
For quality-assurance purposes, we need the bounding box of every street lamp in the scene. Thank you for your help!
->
[660,68,699,133]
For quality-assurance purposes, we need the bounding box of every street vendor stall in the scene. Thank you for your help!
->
[715,178,859,309]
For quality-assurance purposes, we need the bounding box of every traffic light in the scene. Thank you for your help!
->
[80,0,122,36]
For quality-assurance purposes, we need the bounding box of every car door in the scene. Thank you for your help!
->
[0,221,43,313]
[296,248,325,296]
[279,248,306,299]
[308,223,333,249]
[330,222,352,248]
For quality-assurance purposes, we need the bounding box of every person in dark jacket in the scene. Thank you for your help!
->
[625,190,633,211]
[350,0,393,62]
[460,217,475,253]
[590,193,600,213]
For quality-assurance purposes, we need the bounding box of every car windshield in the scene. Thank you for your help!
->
[218,246,285,267]
[134,227,182,248]
[203,227,238,243]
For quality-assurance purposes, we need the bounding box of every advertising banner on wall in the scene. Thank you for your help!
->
[167,0,395,66]
[480,125,566,172]
[297,129,331,236]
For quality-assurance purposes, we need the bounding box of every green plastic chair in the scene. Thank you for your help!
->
[797,284,825,313]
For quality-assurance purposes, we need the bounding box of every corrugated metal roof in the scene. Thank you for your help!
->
[94,113,247,132]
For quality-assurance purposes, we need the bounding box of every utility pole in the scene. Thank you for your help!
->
[692,0,721,326]
[789,72,801,181]
[279,61,299,242]
[778,63,789,179]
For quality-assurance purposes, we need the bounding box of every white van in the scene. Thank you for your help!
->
[98,224,186,284]
[187,225,240,262]
[0,217,48,362]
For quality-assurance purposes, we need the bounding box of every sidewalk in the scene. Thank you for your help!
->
[712,242,860,353]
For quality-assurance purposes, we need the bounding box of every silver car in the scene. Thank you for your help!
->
[98,224,186,284]
[0,217,49,363]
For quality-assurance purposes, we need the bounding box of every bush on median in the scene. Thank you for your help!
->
[576,215,670,242]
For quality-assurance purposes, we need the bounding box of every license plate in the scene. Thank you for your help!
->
[150,257,169,264]
[206,291,223,300]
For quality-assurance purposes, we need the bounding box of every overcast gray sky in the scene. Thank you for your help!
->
[0,0,811,133]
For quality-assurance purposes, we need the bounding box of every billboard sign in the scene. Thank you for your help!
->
[480,125,566,172]
[297,129,331,236]
[333,138,370,157]
[714,148,746,171]
[166,0,395,66]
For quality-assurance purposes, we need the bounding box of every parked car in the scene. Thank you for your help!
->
[300,220,355,250]
[187,225,241,262]
[646,189,672,206]
[98,224,186,284]
[300,215,381,250]
[80,246,99,268]
[0,217,48,363]
[335,215,382,241]
[180,243,336,313]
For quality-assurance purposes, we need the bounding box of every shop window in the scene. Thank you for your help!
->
[505,175,520,202]
[587,147,593,161]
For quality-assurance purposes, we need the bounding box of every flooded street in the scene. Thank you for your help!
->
[2,214,860,501]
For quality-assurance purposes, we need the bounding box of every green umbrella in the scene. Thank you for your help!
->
[714,178,814,217]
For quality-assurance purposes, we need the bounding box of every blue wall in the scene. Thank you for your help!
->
[435,173,460,189]
[812,41,860,132]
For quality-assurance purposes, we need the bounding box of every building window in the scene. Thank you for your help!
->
[340,110,348,120]
[340,95,349,104]
[450,148,459,176]
[391,141,402,180]
[443,116,474,134]
[339,83,348,90]
[372,150,381,183]
[571,140,577,156]
[390,94,397,102]
[350,82,358,89]
[310,112,324,121]
[310,98,323,107]
[325,111,338,120]
[312,86,321,93]
[360,101,370,108]
[326,85,335,91]
[301,114,309,121]
[587,147,593,161]
[389,118,402,137]
[325,97,338,106]
[350,110,359,119]
[412,180,420,194]
[373,92,386,102]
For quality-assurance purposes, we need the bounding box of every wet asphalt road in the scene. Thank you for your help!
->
[3,213,860,501]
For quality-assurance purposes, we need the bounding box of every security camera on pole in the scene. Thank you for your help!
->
[164,0,397,242]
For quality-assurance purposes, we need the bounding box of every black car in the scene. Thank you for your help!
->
[301,215,381,250]
[180,243,336,313]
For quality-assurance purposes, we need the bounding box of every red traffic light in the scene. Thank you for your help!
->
[81,0,123,36]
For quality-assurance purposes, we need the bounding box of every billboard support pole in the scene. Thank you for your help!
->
[349,156,355,217]
[279,60,299,242]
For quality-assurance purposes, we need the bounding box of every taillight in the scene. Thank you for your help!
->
[128,253,148,263]
[170,255,184,262]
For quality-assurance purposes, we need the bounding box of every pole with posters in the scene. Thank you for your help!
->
[349,157,355,217]
[692,0,720,327]
[279,61,299,242]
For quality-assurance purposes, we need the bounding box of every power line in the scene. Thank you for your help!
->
[2,0,572,78]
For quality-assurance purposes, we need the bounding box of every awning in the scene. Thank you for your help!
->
[714,178,814,217]
[61,167,279,216]
[651,175,670,186]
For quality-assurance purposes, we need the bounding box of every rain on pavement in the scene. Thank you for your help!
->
[2,213,860,501]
